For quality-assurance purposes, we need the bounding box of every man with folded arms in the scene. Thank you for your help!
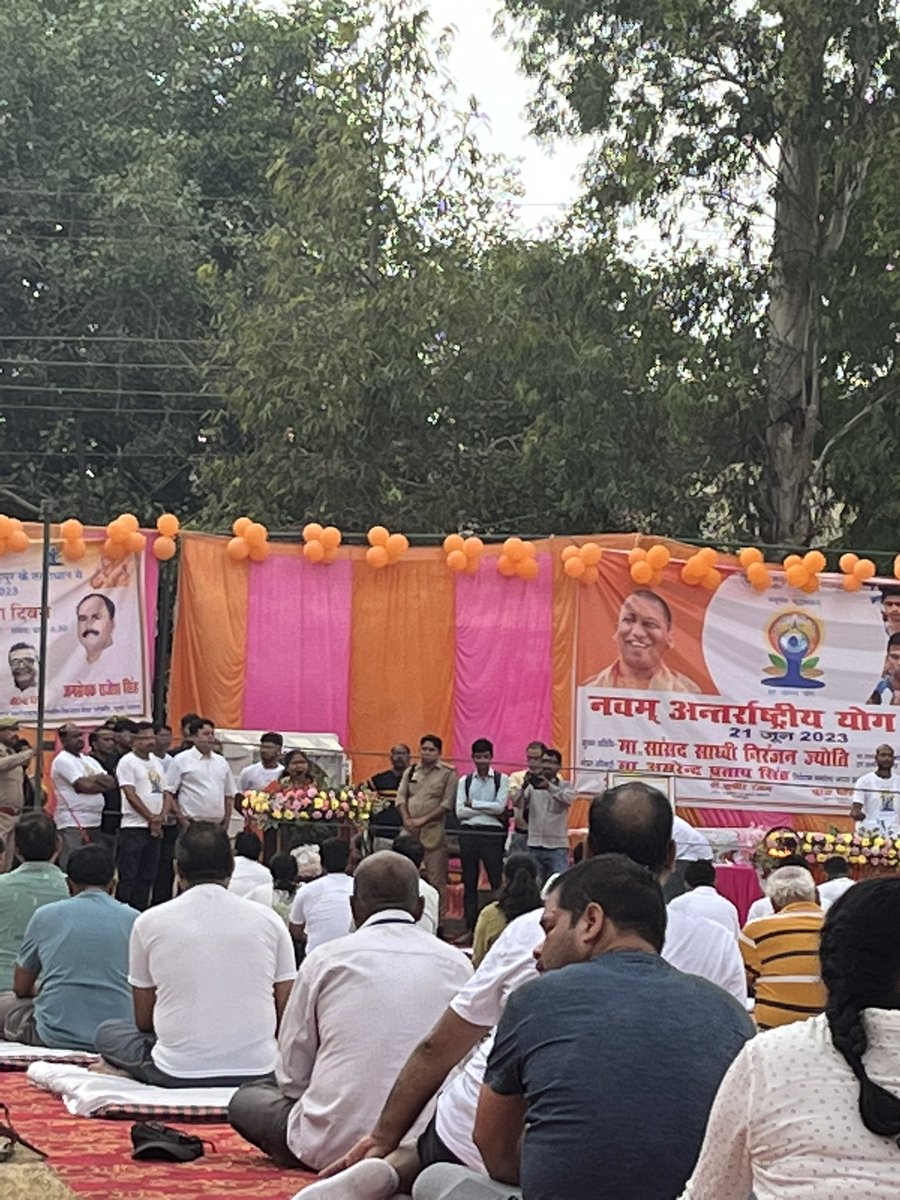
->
[50,724,116,868]
[228,851,471,1171]
[115,721,169,911]
[95,823,295,1086]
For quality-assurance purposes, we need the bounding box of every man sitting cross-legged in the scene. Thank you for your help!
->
[95,822,295,1086]
[228,850,472,1171]
[0,844,137,1050]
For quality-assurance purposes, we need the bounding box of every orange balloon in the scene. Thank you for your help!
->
[8,529,29,553]
[746,561,768,584]
[62,537,87,561]
[517,557,539,580]
[738,547,763,568]
[702,568,722,590]
[782,554,802,569]
[321,526,342,549]
[107,519,129,543]
[803,550,826,573]
[581,565,600,585]
[153,536,176,561]
[627,547,647,565]
[497,555,516,577]
[464,558,479,575]
[649,569,664,588]
[248,542,270,563]
[631,561,654,585]
[854,558,876,581]
[303,522,324,543]
[839,553,858,574]
[245,522,267,547]
[682,557,706,583]
[303,540,325,563]
[503,537,527,562]
[103,537,126,560]
[800,576,820,593]
[646,544,670,569]
[564,556,586,579]
[447,549,468,572]
[843,574,862,591]
[443,534,465,555]
[786,564,809,587]
[386,533,408,559]
[561,545,580,562]
[156,512,179,539]
[894,554,900,581]
[463,536,484,558]
[0,516,11,538]
[751,576,771,593]
[697,547,717,567]
[367,526,389,548]
[8,518,22,532]
[580,542,602,566]
[119,513,139,534]
[127,531,146,554]
[227,537,250,561]
[0,539,8,557]
[232,516,252,538]
[520,541,537,558]
[366,545,389,568]
[60,518,84,541]
[322,546,339,564]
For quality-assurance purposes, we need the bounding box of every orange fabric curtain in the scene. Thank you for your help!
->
[168,535,249,729]
[348,551,455,785]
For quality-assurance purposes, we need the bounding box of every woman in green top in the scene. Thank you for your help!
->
[472,852,542,967]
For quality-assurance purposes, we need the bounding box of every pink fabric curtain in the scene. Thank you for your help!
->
[242,555,352,741]
[452,555,553,773]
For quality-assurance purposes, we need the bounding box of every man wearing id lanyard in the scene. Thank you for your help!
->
[49,725,116,869]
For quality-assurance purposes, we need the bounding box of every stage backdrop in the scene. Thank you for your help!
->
[1,531,156,722]
[167,532,889,820]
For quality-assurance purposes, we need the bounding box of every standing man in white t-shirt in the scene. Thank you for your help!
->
[237,732,285,794]
[50,725,116,869]
[850,744,900,834]
[164,716,235,828]
[115,721,169,911]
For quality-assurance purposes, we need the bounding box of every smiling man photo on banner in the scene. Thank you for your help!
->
[584,590,702,693]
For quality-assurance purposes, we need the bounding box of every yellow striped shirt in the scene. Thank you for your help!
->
[740,902,826,1030]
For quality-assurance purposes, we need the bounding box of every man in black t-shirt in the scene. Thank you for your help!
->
[366,745,411,849]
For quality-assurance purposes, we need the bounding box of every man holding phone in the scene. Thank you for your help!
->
[521,749,573,886]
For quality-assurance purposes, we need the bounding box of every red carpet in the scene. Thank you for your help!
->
[0,1073,317,1199]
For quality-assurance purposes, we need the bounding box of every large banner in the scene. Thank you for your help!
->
[575,557,895,813]
[0,542,149,722]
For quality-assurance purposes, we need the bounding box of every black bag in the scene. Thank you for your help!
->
[130,1121,208,1162]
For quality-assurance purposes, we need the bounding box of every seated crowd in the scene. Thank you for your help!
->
[0,721,898,1199]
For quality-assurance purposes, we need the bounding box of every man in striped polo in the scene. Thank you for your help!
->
[740,865,825,1029]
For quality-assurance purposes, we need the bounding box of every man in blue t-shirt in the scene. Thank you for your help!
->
[0,844,137,1050]
[413,855,754,1200]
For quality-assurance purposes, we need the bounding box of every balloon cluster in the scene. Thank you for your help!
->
[102,513,146,561]
[737,547,772,592]
[680,547,721,591]
[227,517,270,563]
[59,519,87,562]
[302,523,342,565]
[0,515,29,557]
[561,542,603,583]
[443,534,484,574]
[628,544,672,587]
[366,526,408,569]
[153,513,181,562]
[839,553,875,592]
[497,538,539,580]
[781,550,826,593]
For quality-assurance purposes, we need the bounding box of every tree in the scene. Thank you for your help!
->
[503,0,900,545]
[0,0,341,523]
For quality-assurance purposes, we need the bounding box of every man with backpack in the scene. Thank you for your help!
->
[455,739,509,934]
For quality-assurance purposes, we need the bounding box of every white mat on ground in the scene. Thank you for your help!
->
[0,1041,99,1069]
[26,1062,236,1119]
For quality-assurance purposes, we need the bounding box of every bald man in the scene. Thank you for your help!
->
[229,851,472,1171]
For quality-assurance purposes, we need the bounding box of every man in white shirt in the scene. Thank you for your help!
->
[392,835,440,935]
[850,744,900,834]
[95,823,295,1086]
[164,716,235,827]
[288,839,354,954]
[817,855,855,904]
[153,722,173,767]
[237,732,284,794]
[228,851,471,1171]
[229,830,273,902]
[455,739,509,932]
[668,859,739,938]
[50,724,116,869]
[306,780,746,1200]
[115,721,168,911]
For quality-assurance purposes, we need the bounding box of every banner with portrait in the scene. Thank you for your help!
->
[575,555,897,813]
[0,541,150,722]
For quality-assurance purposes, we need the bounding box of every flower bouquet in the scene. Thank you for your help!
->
[753,826,900,870]
[240,783,375,830]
